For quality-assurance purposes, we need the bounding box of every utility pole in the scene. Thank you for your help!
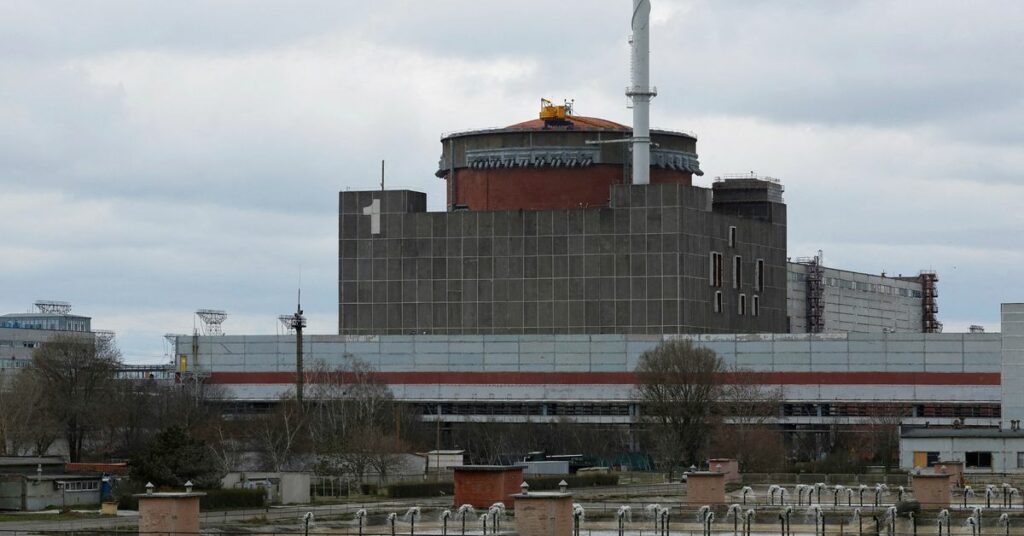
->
[287,290,307,405]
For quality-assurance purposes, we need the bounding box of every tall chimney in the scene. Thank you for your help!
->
[628,0,656,185]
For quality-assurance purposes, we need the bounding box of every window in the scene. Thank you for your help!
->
[965,451,993,468]
[709,252,723,287]
[752,295,760,317]
[914,451,941,468]
[738,294,747,316]
[58,480,100,492]
[1018,452,1024,469]
[733,256,742,288]
[714,291,723,313]
[728,226,737,247]
[756,259,765,291]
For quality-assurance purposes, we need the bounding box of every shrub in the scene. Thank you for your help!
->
[525,473,619,490]
[115,486,265,510]
[200,488,266,509]
[386,481,454,498]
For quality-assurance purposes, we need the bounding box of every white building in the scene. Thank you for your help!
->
[898,303,1024,473]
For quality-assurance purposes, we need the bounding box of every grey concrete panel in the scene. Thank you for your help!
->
[774,341,811,353]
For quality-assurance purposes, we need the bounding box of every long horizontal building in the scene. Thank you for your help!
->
[787,256,938,334]
[174,322,1006,429]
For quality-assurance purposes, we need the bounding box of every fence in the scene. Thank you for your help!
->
[312,474,456,498]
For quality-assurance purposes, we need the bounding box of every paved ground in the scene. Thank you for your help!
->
[0,497,451,533]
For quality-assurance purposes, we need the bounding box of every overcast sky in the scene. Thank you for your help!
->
[2,0,1022,363]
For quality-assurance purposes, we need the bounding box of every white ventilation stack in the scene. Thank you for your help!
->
[628,0,656,185]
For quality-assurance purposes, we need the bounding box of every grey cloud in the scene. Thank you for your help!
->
[2,0,1022,361]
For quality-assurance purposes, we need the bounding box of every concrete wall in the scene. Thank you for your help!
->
[0,328,59,370]
[899,436,1024,473]
[182,332,1001,376]
[222,472,310,505]
[338,182,787,336]
[182,332,1002,410]
[0,477,101,511]
[1002,304,1024,428]
[522,461,570,476]
[788,263,924,333]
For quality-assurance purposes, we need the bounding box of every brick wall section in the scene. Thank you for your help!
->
[138,494,202,536]
[513,493,573,536]
[686,472,725,505]
[912,474,951,508]
[452,167,692,211]
[708,458,740,484]
[453,467,524,509]
[935,462,964,487]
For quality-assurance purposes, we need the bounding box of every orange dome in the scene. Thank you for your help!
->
[505,115,628,131]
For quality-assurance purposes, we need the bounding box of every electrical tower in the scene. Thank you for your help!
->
[195,309,227,335]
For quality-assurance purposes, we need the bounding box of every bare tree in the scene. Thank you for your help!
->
[250,394,307,472]
[367,433,410,484]
[709,372,786,471]
[0,369,60,455]
[26,334,120,462]
[305,357,419,483]
[305,357,396,445]
[634,340,724,477]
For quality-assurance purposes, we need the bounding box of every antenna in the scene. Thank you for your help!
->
[35,300,71,315]
[282,283,308,405]
[278,315,296,334]
[381,159,385,191]
[195,309,227,335]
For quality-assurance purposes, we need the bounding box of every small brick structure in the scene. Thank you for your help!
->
[686,471,725,505]
[913,473,952,508]
[136,492,205,536]
[708,458,740,484]
[935,462,965,487]
[513,491,573,536]
[453,466,524,508]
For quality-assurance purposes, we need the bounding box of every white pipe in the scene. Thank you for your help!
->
[628,0,655,185]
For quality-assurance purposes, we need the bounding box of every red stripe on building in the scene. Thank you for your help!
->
[206,371,1000,386]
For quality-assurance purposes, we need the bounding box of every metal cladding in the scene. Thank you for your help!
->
[627,0,655,185]
[178,330,1006,429]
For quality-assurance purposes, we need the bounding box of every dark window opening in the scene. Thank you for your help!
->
[965,451,993,468]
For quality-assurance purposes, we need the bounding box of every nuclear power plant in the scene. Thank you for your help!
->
[156,0,1024,468]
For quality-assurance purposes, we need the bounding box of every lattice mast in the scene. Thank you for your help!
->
[282,291,307,405]
[35,300,72,315]
[195,309,226,336]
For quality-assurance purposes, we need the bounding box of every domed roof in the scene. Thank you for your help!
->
[505,115,628,131]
